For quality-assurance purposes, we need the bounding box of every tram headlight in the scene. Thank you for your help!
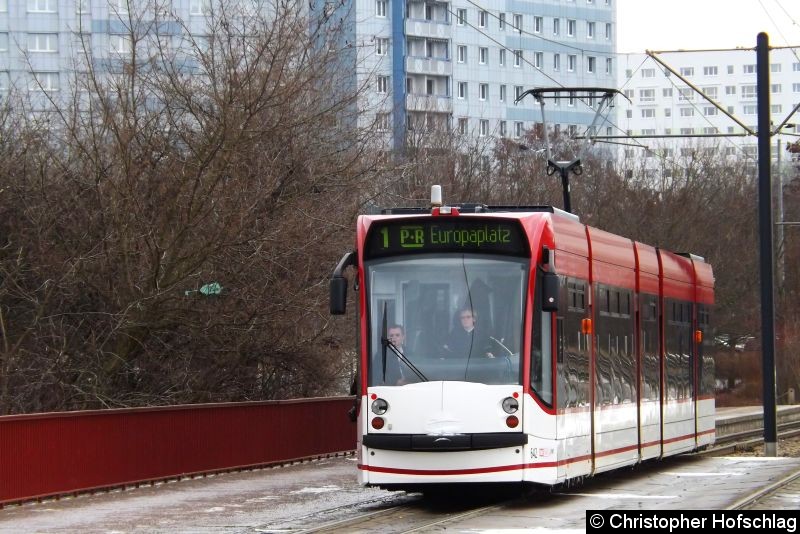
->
[371,398,389,415]
[502,397,519,414]
[371,417,385,430]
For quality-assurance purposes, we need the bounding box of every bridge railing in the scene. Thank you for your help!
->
[0,397,356,506]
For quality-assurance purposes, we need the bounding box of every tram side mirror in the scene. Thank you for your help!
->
[330,277,348,315]
[330,251,357,315]
[542,271,559,312]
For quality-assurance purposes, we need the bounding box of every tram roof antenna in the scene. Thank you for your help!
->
[515,87,629,214]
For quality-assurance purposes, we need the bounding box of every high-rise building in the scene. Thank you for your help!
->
[324,0,617,150]
[0,0,617,147]
[617,48,800,170]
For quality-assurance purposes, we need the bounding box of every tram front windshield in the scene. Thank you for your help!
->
[366,255,528,386]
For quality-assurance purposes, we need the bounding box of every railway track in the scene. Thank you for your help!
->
[288,418,800,534]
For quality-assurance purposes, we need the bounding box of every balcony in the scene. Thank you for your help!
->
[406,56,452,76]
[406,93,453,113]
[405,18,451,40]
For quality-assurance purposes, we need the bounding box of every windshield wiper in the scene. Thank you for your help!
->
[380,303,428,383]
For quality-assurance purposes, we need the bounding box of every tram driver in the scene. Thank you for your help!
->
[443,307,495,359]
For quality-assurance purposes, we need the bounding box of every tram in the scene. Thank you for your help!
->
[330,188,714,488]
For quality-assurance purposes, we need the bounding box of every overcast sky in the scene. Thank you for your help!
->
[616,0,800,53]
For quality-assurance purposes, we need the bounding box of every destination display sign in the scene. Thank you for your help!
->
[364,218,529,259]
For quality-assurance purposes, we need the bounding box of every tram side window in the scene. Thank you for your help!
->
[595,284,635,405]
[665,298,693,400]
[698,304,714,396]
[531,269,553,407]
[640,293,660,402]
[556,276,590,409]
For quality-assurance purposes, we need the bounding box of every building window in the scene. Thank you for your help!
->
[457,45,466,63]
[771,83,782,94]
[458,117,468,134]
[553,18,560,35]
[680,128,694,135]
[458,82,467,99]
[553,53,560,71]
[567,54,576,72]
[479,119,489,137]
[568,92,576,107]
[29,33,58,53]
[513,13,523,32]
[190,0,208,14]
[514,49,522,67]
[27,0,56,12]
[678,87,693,101]
[703,66,718,76]
[704,106,718,116]
[479,47,488,65]
[725,85,736,95]
[727,65,734,74]
[793,83,800,93]
[741,84,757,99]
[376,38,389,56]
[567,19,576,36]
[499,85,506,102]
[639,88,655,102]
[605,23,611,40]
[641,108,655,119]
[623,89,633,99]
[641,128,655,135]
[479,10,488,28]
[0,71,8,91]
[499,13,506,30]
[0,33,7,51]
[625,109,632,119]
[641,68,655,79]
[377,75,389,94]
[534,16,543,33]
[514,85,523,105]
[679,107,694,117]
[499,121,507,137]
[109,34,132,53]
[535,52,543,69]
[499,49,506,66]
[664,108,671,117]
[108,0,128,13]
[743,64,756,74]
[663,87,672,97]
[30,71,59,91]
[772,104,782,114]
[605,57,612,74]
[679,67,694,76]
[376,113,390,131]
[587,56,595,73]
[743,104,757,115]
[514,121,523,138]
[771,63,781,73]
[376,0,386,17]
[479,83,488,101]
[76,0,89,13]
[702,86,718,98]
[457,8,466,25]
[587,21,595,39]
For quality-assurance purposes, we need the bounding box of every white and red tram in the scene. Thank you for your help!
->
[330,193,715,488]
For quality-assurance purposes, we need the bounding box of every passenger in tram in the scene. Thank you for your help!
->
[443,307,494,359]
[386,324,409,385]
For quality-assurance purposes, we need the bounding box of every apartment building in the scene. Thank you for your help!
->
[617,47,800,168]
[0,0,617,148]
[328,0,617,150]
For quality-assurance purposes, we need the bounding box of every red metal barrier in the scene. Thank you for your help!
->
[0,397,357,505]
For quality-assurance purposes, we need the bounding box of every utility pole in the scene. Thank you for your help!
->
[756,32,778,458]
[776,138,785,291]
